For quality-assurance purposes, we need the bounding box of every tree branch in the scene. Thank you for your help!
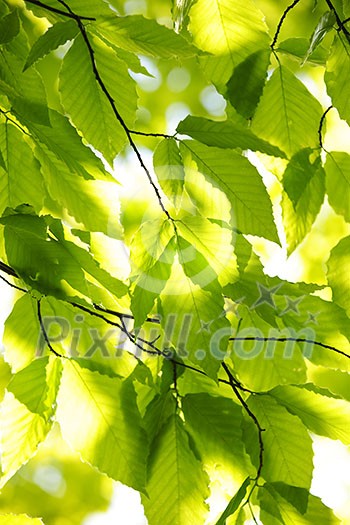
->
[24,0,95,21]
[271,0,302,50]
[318,105,333,150]
[222,362,265,481]
[37,299,65,358]
[53,0,173,221]
[229,335,350,360]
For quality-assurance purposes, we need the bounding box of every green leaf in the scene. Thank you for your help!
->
[50,232,128,299]
[1,213,89,298]
[0,516,44,525]
[180,141,279,242]
[160,259,230,378]
[303,11,336,64]
[0,357,60,488]
[130,219,175,327]
[182,394,253,487]
[56,360,148,491]
[260,484,341,525]
[277,37,328,65]
[59,33,137,165]
[153,138,185,208]
[324,151,350,222]
[0,10,20,44]
[176,215,238,288]
[0,49,49,126]
[3,295,41,372]
[24,109,109,182]
[230,309,307,391]
[271,384,350,445]
[252,66,323,157]
[0,123,44,215]
[325,34,350,125]
[226,49,270,119]
[215,477,250,525]
[24,20,79,70]
[189,0,270,86]
[142,414,209,525]
[177,116,286,158]
[94,15,199,58]
[281,149,325,253]
[246,395,313,489]
[327,236,350,315]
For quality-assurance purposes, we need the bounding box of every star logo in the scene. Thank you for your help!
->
[307,311,319,324]
[251,283,282,310]
[197,319,212,333]
[279,296,303,316]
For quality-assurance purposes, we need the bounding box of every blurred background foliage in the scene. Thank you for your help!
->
[1,0,350,523]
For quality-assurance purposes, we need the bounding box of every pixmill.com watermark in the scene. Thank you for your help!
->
[36,313,317,361]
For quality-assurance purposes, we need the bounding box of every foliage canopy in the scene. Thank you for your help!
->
[0,0,350,523]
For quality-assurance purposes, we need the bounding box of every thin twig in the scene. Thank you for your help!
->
[37,299,64,358]
[0,273,27,293]
[229,336,350,360]
[318,105,333,150]
[24,0,95,20]
[0,261,19,278]
[0,110,30,136]
[325,0,350,41]
[222,362,265,481]
[54,0,172,221]
[93,303,160,324]
[271,0,302,50]
[129,130,177,139]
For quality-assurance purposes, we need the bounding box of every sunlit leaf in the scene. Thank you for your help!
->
[303,11,336,64]
[142,414,209,525]
[246,395,313,489]
[0,357,60,488]
[271,384,350,445]
[94,14,199,58]
[180,140,279,242]
[324,151,350,222]
[24,20,79,70]
[327,236,350,315]
[252,66,323,157]
[215,477,250,525]
[56,360,148,491]
[189,0,270,86]
[182,394,253,487]
[281,149,325,253]
[177,116,286,158]
[59,34,137,164]
[325,33,350,125]
[0,123,44,215]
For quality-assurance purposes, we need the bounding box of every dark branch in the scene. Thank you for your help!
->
[37,299,64,358]
[0,110,30,136]
[0,273,27,293]
[93,303,160,324]
[325,0,350,41]
[54,0,172,221]
[271,0,302,50]
[318,105,333,149]
[222,362,264,481]
[129,130,177,139]
[24,0,95,20]
[229,335,350,360]
[0,261,19,278]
